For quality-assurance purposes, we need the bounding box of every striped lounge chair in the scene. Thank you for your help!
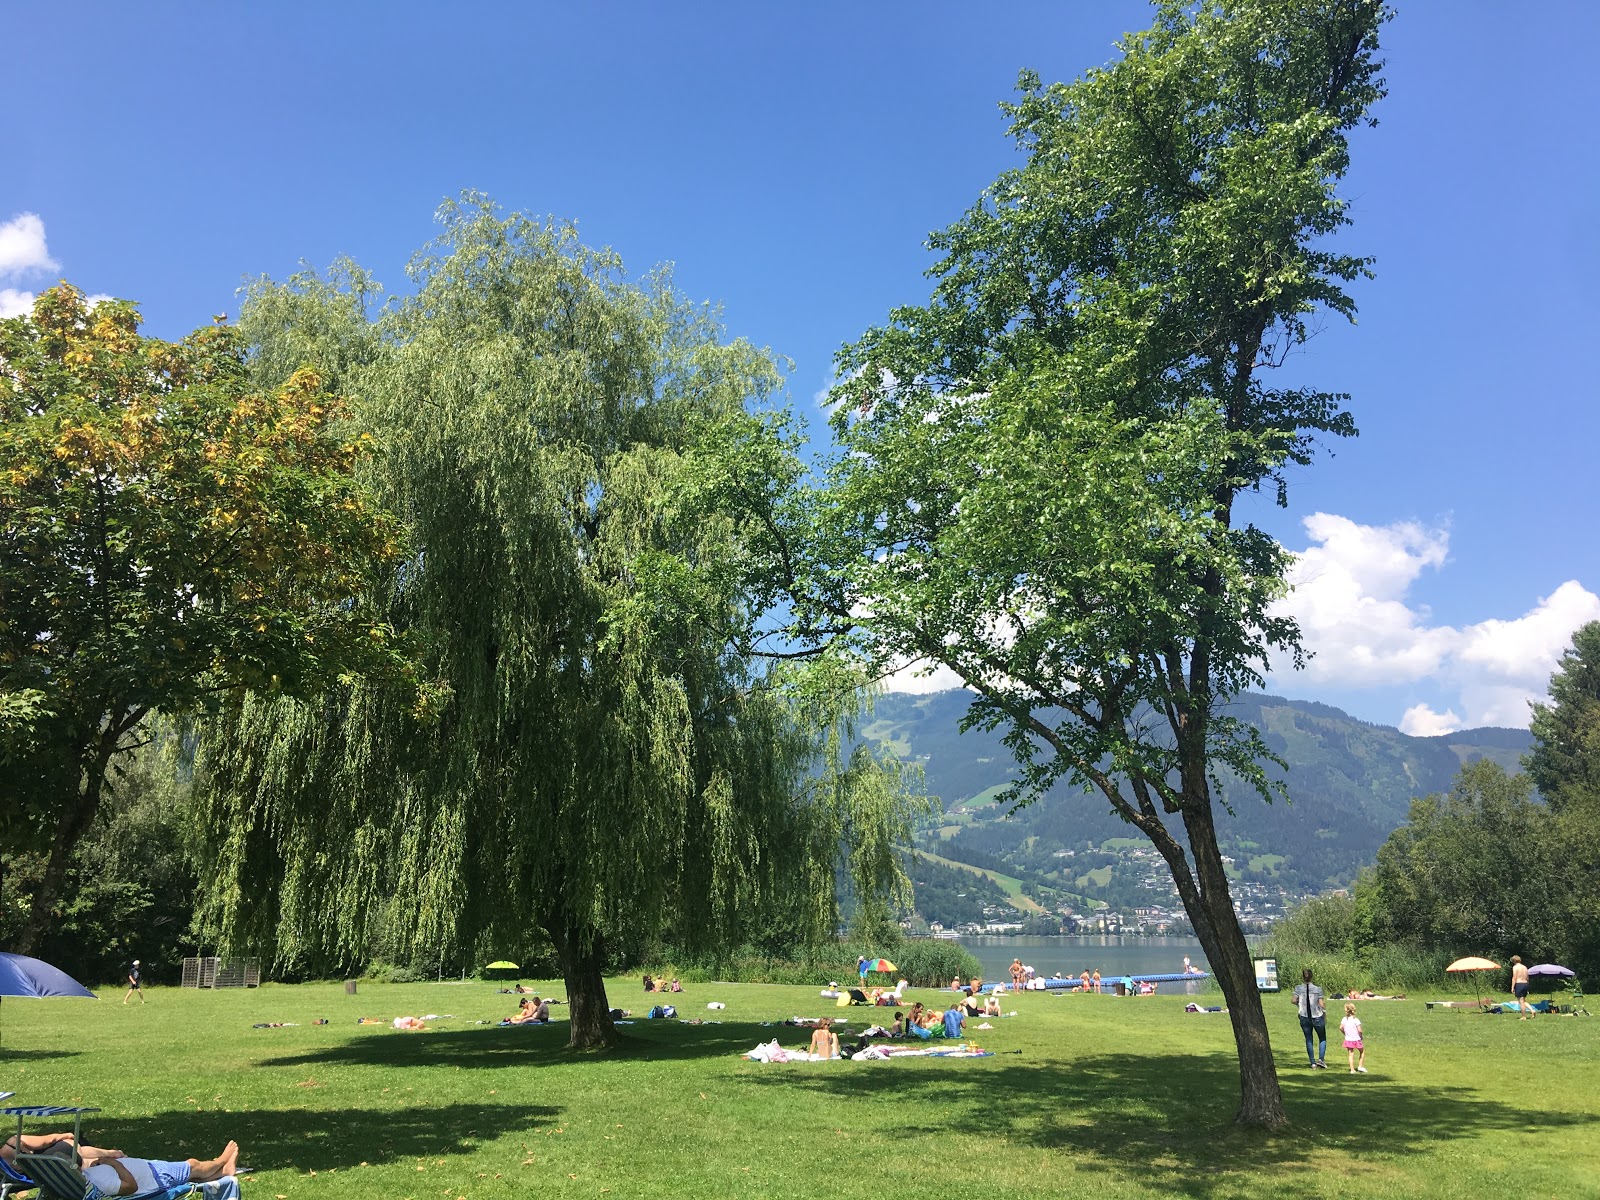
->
[1,1104,100,1200]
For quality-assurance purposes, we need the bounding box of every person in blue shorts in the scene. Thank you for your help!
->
[1510,956,1532,1019]
[84,1143,236,1197]
[943,1001,965,1039]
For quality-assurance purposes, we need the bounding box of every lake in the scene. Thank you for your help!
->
[955,934,1209,985]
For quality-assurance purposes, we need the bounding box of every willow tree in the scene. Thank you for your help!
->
[195,198,914,1047]
[817,1,1387,1127]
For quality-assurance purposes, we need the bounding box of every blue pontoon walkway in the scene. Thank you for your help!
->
[980,972,1210,993]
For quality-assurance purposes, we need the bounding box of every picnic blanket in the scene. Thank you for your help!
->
[742,1039,993,1062]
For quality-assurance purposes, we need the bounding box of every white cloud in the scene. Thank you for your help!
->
[0,213,58,280]
[880,657,969,694]
[0,287,36,318]
[1274,514,1600,729]
[1278,512,1455,686]
[1399,703,1462,737]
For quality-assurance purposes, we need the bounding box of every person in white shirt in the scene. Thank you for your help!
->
[82,1142,239,1197]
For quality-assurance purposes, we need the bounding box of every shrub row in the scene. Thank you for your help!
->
[641,938,982,989]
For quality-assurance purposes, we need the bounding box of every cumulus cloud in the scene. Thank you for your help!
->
[0,287,36,318]
[1399,703,1462,737]
[0,212,66,318]
[1275,514,1600,730]
[0,213,57,279]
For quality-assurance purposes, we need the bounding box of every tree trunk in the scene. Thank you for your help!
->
[14,757,105,956]
[1181,794,1288,1129]
[549,917,618,1051]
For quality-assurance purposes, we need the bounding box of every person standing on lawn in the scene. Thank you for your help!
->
[122,959,145,1005]
[1291,968,1327,1068]
[1340,1003,1367,1073]
[1510,956,1532,1019]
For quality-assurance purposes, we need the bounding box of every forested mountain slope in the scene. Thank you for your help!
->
[865,691,1530,893]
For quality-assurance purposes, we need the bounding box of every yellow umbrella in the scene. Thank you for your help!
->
[1445,956,1500,1007]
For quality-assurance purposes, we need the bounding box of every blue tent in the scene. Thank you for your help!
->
[0,953,97,999]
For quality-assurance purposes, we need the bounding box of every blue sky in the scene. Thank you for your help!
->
[4,2,1596,732]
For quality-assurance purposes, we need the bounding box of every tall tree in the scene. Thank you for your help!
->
[195,199,916,1048]
[1526,620,1600,809]
[816,0,1387,1126]
[1525,621,1600,981]
[0,285,400,952]
[1355,760,1556,961]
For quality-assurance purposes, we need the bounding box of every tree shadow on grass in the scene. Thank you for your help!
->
[0,1048,80,1062]
[256,1018,802,1072]
[76,1101,559,1174]
[742,1050,1599,1197]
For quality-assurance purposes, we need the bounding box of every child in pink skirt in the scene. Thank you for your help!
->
[1340,1002,1367,1073]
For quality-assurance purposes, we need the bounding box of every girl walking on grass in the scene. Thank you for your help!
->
[1340,1003,1367,1074]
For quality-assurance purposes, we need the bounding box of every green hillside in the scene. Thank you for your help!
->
[870,690,1531,894]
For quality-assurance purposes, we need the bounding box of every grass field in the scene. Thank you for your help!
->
[2,978,1596,1199]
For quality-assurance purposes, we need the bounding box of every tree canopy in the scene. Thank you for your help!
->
[815,0,1388,1127]
[194,198,918,1047]
[1527,620,1600,809]
[0,284,400,952]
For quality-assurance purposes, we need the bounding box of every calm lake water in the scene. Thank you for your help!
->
[956,935,1209,984]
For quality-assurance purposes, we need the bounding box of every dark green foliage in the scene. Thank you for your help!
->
[1265,893,1357,957]
[1355,761,1548,958]
[0,732,201,984]
[1351,762,1599,988]
[1527,620,1600,809]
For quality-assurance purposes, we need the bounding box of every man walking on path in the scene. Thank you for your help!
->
[1510,956,1532,1019]
[1291,968,1327,1068]
[123,959,145,1004]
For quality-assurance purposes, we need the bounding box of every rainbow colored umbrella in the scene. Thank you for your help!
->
[862,958,897,974]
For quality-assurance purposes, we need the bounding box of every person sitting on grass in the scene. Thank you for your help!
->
[943,1000,966,1039]
[506,997,548,1025]
[983,993,1003,1017]
[808,1017,841,1059]
[642,974,656,992]
[891,1010,906,1036]
[961,988,983,1018]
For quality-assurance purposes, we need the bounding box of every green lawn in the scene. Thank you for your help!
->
[3,979,1595,1199]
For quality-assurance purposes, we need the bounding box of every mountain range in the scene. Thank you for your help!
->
[863,690,1531,901]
